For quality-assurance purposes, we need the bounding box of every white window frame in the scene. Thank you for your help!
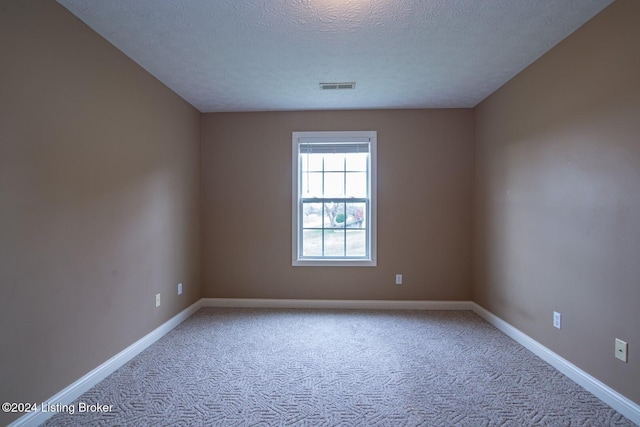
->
[292,131,377,267]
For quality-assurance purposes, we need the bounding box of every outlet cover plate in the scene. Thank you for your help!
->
[553,311,561,329]
[155,293,161,308]
[615,338,628,362]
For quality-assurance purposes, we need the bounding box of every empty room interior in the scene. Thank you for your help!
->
[1,0,639,425]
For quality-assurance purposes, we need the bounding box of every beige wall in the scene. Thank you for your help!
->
[473,0,640,404]
[0,1,201,424]
[201,110,474,300]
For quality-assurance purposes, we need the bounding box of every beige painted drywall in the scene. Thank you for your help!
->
[0,1,201,424]
[201,109,474,301]
[474,0,640,404]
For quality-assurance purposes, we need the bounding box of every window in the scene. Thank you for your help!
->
[292,131,377,266]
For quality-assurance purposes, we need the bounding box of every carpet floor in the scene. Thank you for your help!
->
[43,308,635,426]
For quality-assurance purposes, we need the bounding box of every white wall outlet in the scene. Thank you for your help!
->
[395,274,402,285]
[178,283,183,295]
[615,338,628,362]
[155,293,161,308]
[553,311,561,329]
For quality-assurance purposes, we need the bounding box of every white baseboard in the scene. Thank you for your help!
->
[9,299,203,427]
[470,302,640,426]
[201,297,474,311]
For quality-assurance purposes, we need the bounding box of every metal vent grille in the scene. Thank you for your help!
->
[320,82,356,90]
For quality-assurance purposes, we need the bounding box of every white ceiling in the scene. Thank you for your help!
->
[57,0,613,113]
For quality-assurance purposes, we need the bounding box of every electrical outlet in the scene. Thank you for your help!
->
[615,338,628,362]
[155,293,161,308]
[178,283,183,295]
[553,311,561,329]
[395,274,402,285]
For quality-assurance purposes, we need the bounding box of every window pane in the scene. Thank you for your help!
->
[345,153,368,171]
[324,172,345,197]
[324,202,344,229]
[323,154,344,171]
[301,172,322,197]
[302,229,322,256]
[346,202,366,228]
[301,153,323,172]
[302,203,323,228]
[345,172,367,198]
[346,230,367,256]
[323,230,345,256]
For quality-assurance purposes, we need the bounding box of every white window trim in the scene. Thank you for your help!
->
[292,131,377,267]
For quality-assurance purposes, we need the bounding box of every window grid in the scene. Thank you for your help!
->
[299,198,369,258]
[299,151,369,259]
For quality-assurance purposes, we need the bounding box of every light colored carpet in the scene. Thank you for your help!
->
[43,308,634,426]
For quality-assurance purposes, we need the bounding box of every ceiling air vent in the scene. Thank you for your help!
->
[320,82,356,90]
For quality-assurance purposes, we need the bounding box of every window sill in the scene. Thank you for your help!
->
[292,259,377,267]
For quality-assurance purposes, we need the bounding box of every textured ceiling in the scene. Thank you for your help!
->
[57,0,613,112]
